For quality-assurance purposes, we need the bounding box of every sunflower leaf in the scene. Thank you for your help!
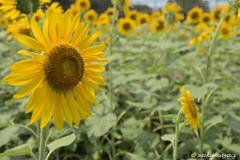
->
[161,134,175,144]
[162,114,178,121]
[0,144,37,160]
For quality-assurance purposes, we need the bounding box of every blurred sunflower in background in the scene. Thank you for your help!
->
[84,9,98,23]
[187,6,203,24]
[151,18,165,33]
[33,9,45,22]
[122,0,133,16]
[127,9,138,21]
[68,4,80,19]
[117,18,135,35]
[211,5,225,23]
[76,0,90,11]
[46,2,63,16]
[97,20,111,34]
[98,13,110,22]
[199,12,211,24]
[2,9,109,131]
[137,13,150,26]
[162,2,184,25]
[219,23,232,39]
[151,10,161,21]
[105,7,119,19]
[5,17,31,40]
[179,86,200,131]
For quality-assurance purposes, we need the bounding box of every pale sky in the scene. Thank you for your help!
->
[131,0,230,11]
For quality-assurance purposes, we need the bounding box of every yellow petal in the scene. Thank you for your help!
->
[30,18,50,51]
[76,84,98,105]
[59,92,72,128]
[53,93,64,131]
[74,88,92,117]
[43,17,52,46]
[80,45,106,57]
[66,92,81,126]
[9,59,43,73]
[70,22,85,46]
[17,50,46,59]
[84,57,109,64]
[82,77,104,91]
[78,28,98,51]
[13,75,44,98]
[15,34,47,52]
[85,64,105,72]
[47,9,58,45]
[40,107,53,128]
[73,24,89,48]
[85,71,106,85]
[3,71,43,86]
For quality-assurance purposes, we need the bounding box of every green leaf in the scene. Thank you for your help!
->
[88,26,110,32]
[179,121,189,130]
[0,144,37,160]
[161,134,175,144]
[135,131,160,151]
[153,99,179,111]
[162,114,178,121]
[86,113,117,143]
[46,134,76,159]
[225,112,240,133]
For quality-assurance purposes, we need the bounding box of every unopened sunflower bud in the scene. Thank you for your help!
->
[16,0,39,15]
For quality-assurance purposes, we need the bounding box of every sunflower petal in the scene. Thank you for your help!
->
[85,64,105,72]
[77,29,98,51]
[9,59,43,73]
[17,50,46,59]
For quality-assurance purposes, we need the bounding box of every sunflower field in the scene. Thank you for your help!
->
[0,0,240,159]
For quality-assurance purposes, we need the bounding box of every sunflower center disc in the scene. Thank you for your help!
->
[18,28,31,37]
[123,22,131,30]
[130,14,136,20]
[222,28,228,35]
[80,2,86,7]
[44,44,84,92]
[156,21,164,30]
[140,18,146,24]
[88,15,94,20]
[191,12,199,19]
[214,10,221,20]
[203,16,209,23]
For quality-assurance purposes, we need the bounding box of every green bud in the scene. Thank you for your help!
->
[16,0,39,15]
[165,10,175,24]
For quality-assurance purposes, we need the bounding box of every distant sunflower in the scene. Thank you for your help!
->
[162,2,184,25]
[5,17,31,39]
[98,13,110,22]
[151,18,165,33]
[33,9,45,22]
[97,20,111,34]
[199,12,211,24]
[151,11,161,21]
[179,86,200,130]
[68,4,80,19]
[76,0,90,11]
[2,9,108,131]
[122,0,133,16]
[105,7,119,18]
[84,9,98,23]
[219,23,232,39]
[117,18,135,35]
[137,13,150,26]
[211,5,226,23]
[187,6,203,24]
[127,9,138,21]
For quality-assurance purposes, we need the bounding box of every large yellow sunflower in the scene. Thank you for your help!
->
[179,86,200,130]
[162,2,184,25]
[187,6,203,24]
[127,9,138,21]
[2,9,108,131]
[219,23,232,39]
[84,9,98,23]
[117,18,135,35]
[76,0,91,11]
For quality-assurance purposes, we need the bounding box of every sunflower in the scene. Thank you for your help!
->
[162,2,184,25]
[46,2,63,16]
[151,11,161,21]
[195,22,208,31]
[224,10,235,24]
[33,9,45,22]
[68,4,80,19]
[189,26,215,46]
[137,13,150,26]
[105,7,119,18]
[219,23,232,39]
[211,5,226,23]
[2,9,108,131]
[98,13,110,22]
[179,86,200,130]
[84,9,98,23]
[122,0,133,16]
[97,20,111,34]
[127,10,138,21]
[76,0,91,11]
[0,17,7,26]
[117,18,135,35]
[5,17,31,40]
[151,18,165,33]
[199,12,211,24]
[187,6,203,24]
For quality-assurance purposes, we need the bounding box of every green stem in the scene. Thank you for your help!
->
[13,124,38,138]
[39,126,48,160]
[173,110,181,160]
[109,2,117,160]
[200,9,230,155]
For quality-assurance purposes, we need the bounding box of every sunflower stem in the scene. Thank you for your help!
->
[109,2,117,160]
[173,110,181,160]
[200,8,230,155]
[39,125,48,160]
